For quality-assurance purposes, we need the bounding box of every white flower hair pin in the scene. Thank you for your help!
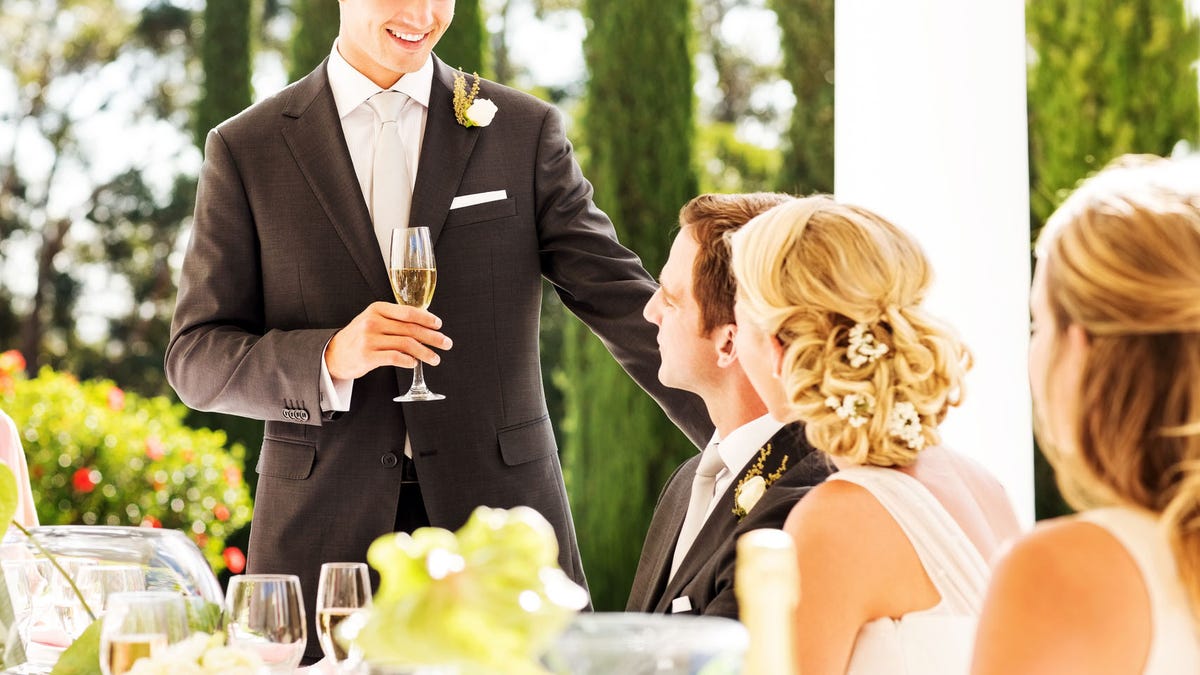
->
[888,401,925,450]
[846,322,888,367]
[733,443,789,520]
[452,69,497,128]
[825,392,875,428]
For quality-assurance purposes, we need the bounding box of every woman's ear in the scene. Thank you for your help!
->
[771,334,785,379]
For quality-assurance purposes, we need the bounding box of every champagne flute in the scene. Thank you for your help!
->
[99,591,189,675]
[315,562,372,670]
[390,227,445,402]
[224,574,306,674]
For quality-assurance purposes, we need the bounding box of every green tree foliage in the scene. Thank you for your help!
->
[1027,0,1199,519]
[0,1,196,387]
[437,0,486,75]
[289,0,339,80]
[770,0,834,194]
[195,0,254,148]
[561,0,696,610]
[0,356,253,574]
[1027,0,1199,230]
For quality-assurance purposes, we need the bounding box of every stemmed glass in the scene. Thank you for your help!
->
[315,562,372,670]
[224,574,306,674]
[390,227,445,402]
[98,591,190,675]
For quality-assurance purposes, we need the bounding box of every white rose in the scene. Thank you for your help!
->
[165,633,217,663]
[128,660,203,675]
[201,645,263,674]
[736,475,767,515]
[465,98,498,127]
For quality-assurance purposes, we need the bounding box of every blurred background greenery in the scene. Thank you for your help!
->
[0,0,1196,610]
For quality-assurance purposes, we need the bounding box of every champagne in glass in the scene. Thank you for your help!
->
[316,562,372,667]
[99,591,189,675]
[390,227,445,402]
[105,633,167,675]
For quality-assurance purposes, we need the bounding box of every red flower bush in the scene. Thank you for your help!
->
[2,364,253,574]
[223,546,247,575]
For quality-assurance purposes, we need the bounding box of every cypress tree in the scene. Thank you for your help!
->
[435,0,486,76]
[1027,0,1199,519]
[561,0,696,610]
[771,0,834,194]
[196,0,254,149]
[290,0,339,81]
[1028,0,1199,229]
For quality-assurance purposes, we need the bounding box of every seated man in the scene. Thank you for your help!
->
[628,193,831,617]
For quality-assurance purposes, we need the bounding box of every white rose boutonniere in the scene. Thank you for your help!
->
[732,443,790,520]
[465,98,498,127]
[452,69,497,128]
[736,476,767,516]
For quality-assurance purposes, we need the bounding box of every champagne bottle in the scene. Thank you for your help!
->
[736,528,798,675]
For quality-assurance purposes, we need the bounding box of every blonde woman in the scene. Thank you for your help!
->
[972,155,1200,674]
[728,197,1021,673]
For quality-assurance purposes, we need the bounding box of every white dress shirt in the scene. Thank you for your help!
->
[701,414,786,522]
[319,42,434,414]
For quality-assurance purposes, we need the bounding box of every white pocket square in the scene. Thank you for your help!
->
[450,189,507,210]
[670,596,693,613]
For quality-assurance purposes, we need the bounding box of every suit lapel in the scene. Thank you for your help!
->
[279,62,393,302]
[658,424,804,609]
[411,58,481,248]
[631,458,695,612]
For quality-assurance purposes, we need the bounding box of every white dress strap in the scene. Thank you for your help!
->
[1079,507,1200,674]
[829,466,990,614]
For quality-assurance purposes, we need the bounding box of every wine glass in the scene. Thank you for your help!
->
[315,562,372,670]
[224,573,306,674]
[99,591,190,675]
[390,227,445,402]
[70,564,146,637]
[1,557,53,656]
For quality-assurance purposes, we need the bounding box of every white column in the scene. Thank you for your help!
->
[834,1,1034,525]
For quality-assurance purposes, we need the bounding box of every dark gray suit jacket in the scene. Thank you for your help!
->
[165,56,711,657]
[626,423,830,617]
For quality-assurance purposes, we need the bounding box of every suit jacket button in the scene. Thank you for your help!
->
[282,409,292,419]
[380,452,399,468]
[298,410,309,422]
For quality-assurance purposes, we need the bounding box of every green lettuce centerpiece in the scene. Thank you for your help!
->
[343,506,588,674]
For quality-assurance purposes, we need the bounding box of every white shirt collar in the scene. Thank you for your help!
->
[709,414,787,477]
[326,39,434,119]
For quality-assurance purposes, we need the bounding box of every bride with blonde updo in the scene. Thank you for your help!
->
[729,196,1021,674]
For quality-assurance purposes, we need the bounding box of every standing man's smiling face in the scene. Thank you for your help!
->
[338,0,456,88]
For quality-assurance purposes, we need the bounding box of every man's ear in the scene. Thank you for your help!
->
[715,324,738,368]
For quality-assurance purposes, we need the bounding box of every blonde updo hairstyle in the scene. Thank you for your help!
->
[730,196,970,468]
[1035,154,1200,618]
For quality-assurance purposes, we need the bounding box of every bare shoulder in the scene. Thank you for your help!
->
[972,517,1150,674]
[783,478,913,600]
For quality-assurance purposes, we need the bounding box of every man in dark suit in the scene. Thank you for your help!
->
[628,193,832,617]
[165,0,709,661]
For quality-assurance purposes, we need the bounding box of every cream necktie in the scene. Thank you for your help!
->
[366,90,413,264]
[670,441,725,579]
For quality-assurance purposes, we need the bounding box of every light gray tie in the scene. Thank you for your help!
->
[366,90,412,264]
[670,440,725,579]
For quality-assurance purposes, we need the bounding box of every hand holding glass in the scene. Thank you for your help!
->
[390,226,445,402]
